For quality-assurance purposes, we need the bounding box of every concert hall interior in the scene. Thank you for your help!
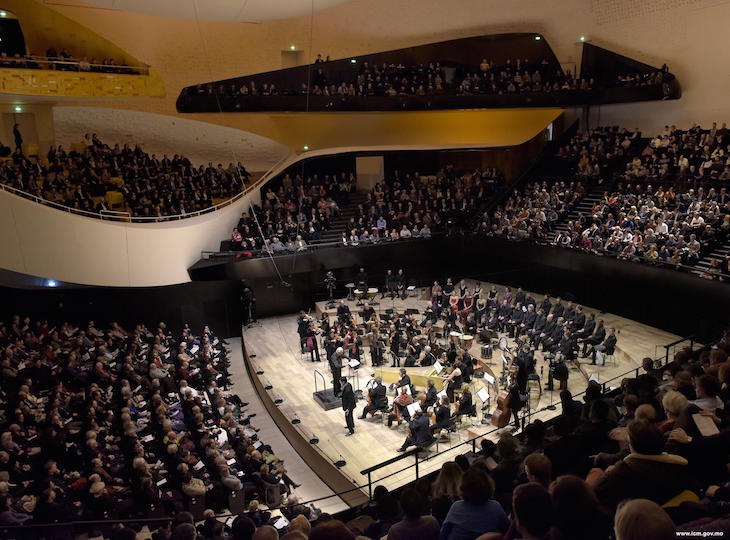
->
[0,1,730,539]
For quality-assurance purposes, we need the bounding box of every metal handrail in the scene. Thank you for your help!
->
[0,55,150,75]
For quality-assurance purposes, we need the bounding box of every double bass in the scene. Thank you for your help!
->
[491,366,518,428]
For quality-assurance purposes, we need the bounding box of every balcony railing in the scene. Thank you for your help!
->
[0,54,149,75]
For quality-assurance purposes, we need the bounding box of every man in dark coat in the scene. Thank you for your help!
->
[397,410,434,452]
[360,377,388,418]
[341,376,356,436]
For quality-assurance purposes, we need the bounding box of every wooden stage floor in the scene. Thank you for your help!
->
[241,283,680,498]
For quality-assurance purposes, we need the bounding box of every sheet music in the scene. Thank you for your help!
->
[348,359,360,368]
[397,385,412,396]
[436,389,447,399]
[406,402,421,417]
[693,413,720,436]
[477,387,489,403]
[483,372,495,385]
[433,361,443,374]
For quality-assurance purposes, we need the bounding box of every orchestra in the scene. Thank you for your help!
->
[295,269,617,449]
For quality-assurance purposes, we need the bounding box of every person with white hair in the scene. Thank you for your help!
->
[329,346,345,396]
[421,345,437,366]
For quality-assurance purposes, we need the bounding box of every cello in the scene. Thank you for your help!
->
[491,367,517,428]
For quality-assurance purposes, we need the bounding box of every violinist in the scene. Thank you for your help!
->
[423,379,438,408]
[387,386,413,427]
[405,337,421,367]
[320,312,331,337]
[442,358,463,402]
[360,377,388,418]
[303,321,320,362]
[453,386,475,423]
[369,327,385,367]
[397,410,434,452]
[431,396,453,434]
[344,328,363,363]
[420,345,437,367]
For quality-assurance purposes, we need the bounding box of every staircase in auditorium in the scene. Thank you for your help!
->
[318,190,369,243]
[693,239,730,278]
[552,187,603,235]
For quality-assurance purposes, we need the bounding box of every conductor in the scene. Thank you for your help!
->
[341,376,356,436]
[330,346,345,396]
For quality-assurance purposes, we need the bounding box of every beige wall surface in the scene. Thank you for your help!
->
[0,188,252,286]
[42,0,730,134]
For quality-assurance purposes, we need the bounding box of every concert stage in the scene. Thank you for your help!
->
[241,283,681,504]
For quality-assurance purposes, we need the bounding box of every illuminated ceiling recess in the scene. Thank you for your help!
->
[79,0,352,22]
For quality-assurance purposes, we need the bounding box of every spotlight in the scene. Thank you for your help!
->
[535,35,541,41]
[580,35,586,42]
[350,58,356,64]
[303,145,309,151]
[0,11,6,17]
[46,279,57,287]
[13,105,21,113]
[289,44,296,51]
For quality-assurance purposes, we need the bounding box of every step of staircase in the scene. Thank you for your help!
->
[553,192,603,233]
[691,241,730,276]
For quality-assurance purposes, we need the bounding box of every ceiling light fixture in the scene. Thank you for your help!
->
[580,35,586,42]
[303,145,309,151]
[535,35,541,41]
[289,44,296,51]
[13,105,21,113]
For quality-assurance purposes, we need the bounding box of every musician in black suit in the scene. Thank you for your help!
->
[397,410,434,452]
[356,267,368,290]
[551,297,564,319]
[510,353,529,429]
[580,320,606,357]
[341,377,356,436]
[420,345,437,367]
[431,396,453,434]
[396,368,412,394]
[360,377,388,418]
[571,305,586,331]
[329,347,345,396]
[382,269,394,298]
[573,312,595,340]
[336,300,351,325]
[453,386,475,421]
[423,379,438,408]
[590,328,617,365]
[519,304,537,338]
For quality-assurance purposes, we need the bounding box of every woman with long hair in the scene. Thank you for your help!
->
[431,461,463,524]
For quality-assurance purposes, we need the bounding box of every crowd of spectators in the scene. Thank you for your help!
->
[0,133,250,218]
[621,122,730,183]
[187,329,728,540]
[483,179,586,240]
[0,315,320,538]
[0,46,143,74]
[342,166,503,244]
[557,182,730,272]
[492,123,730,279]
[229,171,354,252]
[554,126,644,178]
[194,55,668,102]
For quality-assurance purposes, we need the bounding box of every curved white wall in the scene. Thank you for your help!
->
[0,189,253,286]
